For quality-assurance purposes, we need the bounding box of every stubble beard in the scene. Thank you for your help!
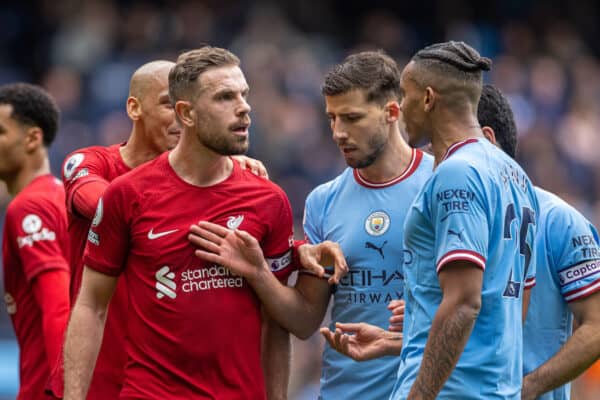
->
[347,131,387,169]
[199,128,249,156]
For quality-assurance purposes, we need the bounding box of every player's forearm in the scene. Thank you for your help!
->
[522,322,600,400]
[261,315,290,400]
[63,302,107,400]
[407,299,479,400]
[249,267,323,339]
[381,331,403,356]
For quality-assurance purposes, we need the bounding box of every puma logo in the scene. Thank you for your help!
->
[448,229,464,241]
[365,240,388,259]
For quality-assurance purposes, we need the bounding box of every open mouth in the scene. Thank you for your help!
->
[230,122,250,136]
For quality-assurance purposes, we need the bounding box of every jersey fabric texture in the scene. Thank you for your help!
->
[48,143,132,399]
[304,149,434,400]
[523,187,600,400]
[2,174,69,400]
[391,139,539,400]
[83,152,294,400]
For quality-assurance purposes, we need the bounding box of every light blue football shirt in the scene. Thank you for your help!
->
[303,149,434,400]
[391,138,539,400]
[523,187,600,400]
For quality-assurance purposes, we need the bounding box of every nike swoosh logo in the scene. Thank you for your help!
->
[148,228,179,240]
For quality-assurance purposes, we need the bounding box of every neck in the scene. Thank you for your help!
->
[5,152,51,196]
[120,124,163,168]
[357,127,414,183]
[168,130,233,187]
[430,109,484,165]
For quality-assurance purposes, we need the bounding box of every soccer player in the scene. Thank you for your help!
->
[324,42,538,400]
[47,60,179,400]
[188,50,433,399]
[391,42,539,400]
[63,46,293,400]
[48,60,268,399]
[0,83,70,399]
[477,85,600,400]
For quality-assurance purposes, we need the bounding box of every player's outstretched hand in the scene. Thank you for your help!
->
[387,299,405,332]
[188,221,268,281]
[320,322,400,361]
[298,241,348,284]
[233,156,269,179]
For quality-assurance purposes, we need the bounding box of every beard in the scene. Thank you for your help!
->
[345,131,387,169]
[195,120,249,156]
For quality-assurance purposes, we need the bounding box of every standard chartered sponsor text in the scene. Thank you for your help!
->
[181,265,244,292]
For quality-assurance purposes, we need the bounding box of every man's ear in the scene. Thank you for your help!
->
[24,127,43,153]
[481,126,497,145]
[385,101,400,122]
[126,96,142,121]
[424,87,435,112]
[175,100,194,128]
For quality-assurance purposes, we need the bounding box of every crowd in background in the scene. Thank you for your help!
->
[1,0,600,398]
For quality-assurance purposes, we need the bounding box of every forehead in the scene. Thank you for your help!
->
[0,104,16,124]
[325,89,372,113]
[400,62,415,85]
[198,65,248,94]
[145,68,171,97]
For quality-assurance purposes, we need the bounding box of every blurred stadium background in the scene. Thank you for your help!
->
[1,0,600,398]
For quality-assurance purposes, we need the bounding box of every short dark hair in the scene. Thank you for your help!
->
[478,84,518,159]
[410,41,492,105]
[0,83,60,146]
[169,46,240,103]
[322,50,401,104]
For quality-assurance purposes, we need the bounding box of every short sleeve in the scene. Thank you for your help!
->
[261,189,295,282]
[82,181,132,276]
[303,189,324,245]
[5,200,68,281]
[430,161,488,273]
[549,207,600,302]
[62,150,110,215]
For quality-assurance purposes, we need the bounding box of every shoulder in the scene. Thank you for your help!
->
[10,176,63,207]
[109,157,160,194]
[62,145,116,181]
[306,168,351,206]
[7,188,63,226]
[236,168,291,206]
[434,155,483,185]
[537,187,591,231]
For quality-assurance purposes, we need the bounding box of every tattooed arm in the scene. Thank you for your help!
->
[407,261,483,400]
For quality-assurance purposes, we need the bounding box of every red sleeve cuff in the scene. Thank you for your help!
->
[82,255,123,277]
[565,279,600,303]
[437,250,486,273]
[525,277,536,289]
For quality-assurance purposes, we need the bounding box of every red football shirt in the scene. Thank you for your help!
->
[2,174,69,400]
[48,144,131,399]
[83,153,294,399]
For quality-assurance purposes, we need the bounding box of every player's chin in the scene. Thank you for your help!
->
[406,130,427,148]
[228,140,249,155]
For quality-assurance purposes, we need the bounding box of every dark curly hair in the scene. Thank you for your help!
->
[477,84,517,159]
[0,83,60,147]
